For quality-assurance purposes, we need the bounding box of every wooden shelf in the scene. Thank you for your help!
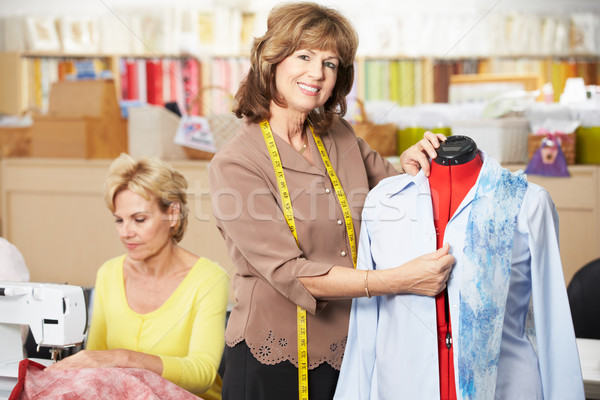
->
[450,73,544,91]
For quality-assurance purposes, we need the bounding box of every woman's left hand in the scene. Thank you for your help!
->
[399,131,447,176]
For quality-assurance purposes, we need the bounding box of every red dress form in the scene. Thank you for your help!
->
[429,155,482,400]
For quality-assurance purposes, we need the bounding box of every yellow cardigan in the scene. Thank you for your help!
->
[86,255,229,399]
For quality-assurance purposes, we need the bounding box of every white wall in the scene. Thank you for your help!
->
[1,0,600,18]
[1,0,599,57]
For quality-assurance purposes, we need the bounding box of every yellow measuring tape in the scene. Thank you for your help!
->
[260,120,356,400]
[311,132,357,267]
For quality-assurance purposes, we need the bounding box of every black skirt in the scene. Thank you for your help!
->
[222,341,340,400]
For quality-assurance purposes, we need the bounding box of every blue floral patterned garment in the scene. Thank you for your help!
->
[458,158,528,400]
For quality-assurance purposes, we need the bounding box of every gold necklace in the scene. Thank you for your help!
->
[297,132,308,155]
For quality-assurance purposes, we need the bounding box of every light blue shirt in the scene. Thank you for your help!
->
[334,155,584,400]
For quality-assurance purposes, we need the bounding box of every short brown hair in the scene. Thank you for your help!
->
[104,153,189,243]
[233,2,359,134]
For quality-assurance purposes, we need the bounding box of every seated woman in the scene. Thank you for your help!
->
[0,236,30,282]
[47,153,229,400]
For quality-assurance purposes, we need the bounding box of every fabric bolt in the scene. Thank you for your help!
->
[334,152,584,400]
[209,117,398,370]
[87,255,229,399]
[9,359,200,400]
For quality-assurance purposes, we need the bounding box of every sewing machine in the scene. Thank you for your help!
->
[0,282,87,399]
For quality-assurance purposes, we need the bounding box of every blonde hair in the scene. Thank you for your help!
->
[104,153,189,243]
[233,1,359,134]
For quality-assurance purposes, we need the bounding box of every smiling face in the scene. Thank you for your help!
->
[273,48,339,116]
[113,189,177,262]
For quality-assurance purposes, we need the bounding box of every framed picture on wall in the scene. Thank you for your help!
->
[24,16,61,52]
[57,17,99,53]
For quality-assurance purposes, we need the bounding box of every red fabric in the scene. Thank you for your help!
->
[429,155,482,400]
[124,60,139,101]
[9,358,201,400]
[145,59,164,106]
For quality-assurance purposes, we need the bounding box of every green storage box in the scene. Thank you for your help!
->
[576,127,600,164]
[397,127,451,156]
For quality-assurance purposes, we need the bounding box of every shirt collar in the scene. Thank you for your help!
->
[388,168,430,198]
[387,150,491,200]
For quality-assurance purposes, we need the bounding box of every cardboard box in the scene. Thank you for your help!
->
[30,80,127,159]
[30,116,126,158]
[127,106,187,160]
[0,126,31,157]
[48,80,116,118]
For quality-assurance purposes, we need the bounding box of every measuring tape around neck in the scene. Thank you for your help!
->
[260,120,356,400]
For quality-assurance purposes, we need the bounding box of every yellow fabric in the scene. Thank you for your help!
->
[87,255,229,399]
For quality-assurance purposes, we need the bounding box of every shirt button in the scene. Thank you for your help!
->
[337,219,343,225]
[453,305,458,310]
[340,251,347,257]
[325,188,331,194]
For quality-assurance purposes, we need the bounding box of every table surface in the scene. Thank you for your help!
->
[577,338,600,399]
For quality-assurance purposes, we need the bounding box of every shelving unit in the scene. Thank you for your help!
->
[0,52,121,116]
[0,51,252,118]
[0,158,595,291]
[353,56,600,104]
[2,50,600,118]
[0,52,30,115]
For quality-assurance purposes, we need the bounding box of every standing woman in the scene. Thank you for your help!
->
[209,2,454,399]
[49,154,229,400]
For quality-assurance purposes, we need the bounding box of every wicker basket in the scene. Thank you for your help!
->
[449,117,530,164]
[181,86,241,160]
[351,100,397,157]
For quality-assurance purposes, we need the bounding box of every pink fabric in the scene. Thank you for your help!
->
[10,359,202,400]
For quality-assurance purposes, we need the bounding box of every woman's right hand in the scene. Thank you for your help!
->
[386,244,455,297]
[45,348,163,376]
[299,244,454,300]
[45,349,120,370]
[399,131,447,177]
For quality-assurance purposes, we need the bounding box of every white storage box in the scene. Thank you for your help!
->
[449,117,530,164]
[128,105,188,160]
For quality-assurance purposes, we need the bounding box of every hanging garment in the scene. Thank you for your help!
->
[334,152,584,400]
